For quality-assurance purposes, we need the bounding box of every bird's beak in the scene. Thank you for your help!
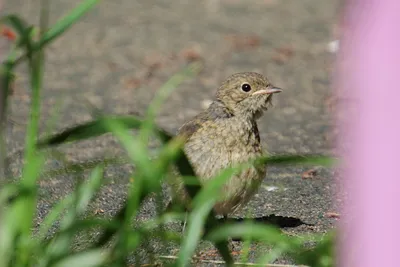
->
[252,87,282,96]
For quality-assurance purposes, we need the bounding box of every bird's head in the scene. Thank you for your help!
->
[215,72,282,119]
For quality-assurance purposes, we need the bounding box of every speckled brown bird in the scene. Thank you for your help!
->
[169,72,282,217]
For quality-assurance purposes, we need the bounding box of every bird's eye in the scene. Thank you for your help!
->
[241,83,251,92]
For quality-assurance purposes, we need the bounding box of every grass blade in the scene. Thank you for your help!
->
[40,156,128,179]
[40,166,103,266]
[37,115,172,148]
[292,231,335,267]
[74,166,103,214]
[0,202,19,266]
[257,155,336,167]
[52,249,108,267]
[13,153,45,266]
[0,15,29,36]
[139,62,203,140]
[58,165,104,230]
[99,118,154,260]
[176,164,239,266]
[205,223,291,246]
[100,117,154,180]
[37,194,74,241]
[37,0,100,50]
[14,6,48,264]
[176,199,215,267]
[0,62,14,179]
[0,15,31,49]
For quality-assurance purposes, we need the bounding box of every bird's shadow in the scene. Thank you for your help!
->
[219,214,312,228]
[205,214,313,242]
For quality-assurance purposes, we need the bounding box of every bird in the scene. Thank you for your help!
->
[167,72,282,218]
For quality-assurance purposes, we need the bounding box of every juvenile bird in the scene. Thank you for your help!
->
[169,72,282,217]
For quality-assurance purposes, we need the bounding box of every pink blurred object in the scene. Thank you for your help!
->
[338,1,400,266]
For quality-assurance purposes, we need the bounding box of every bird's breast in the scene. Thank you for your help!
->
[183,117,264,179]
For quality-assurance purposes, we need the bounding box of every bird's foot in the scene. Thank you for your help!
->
[181,212,188,234]
[194,241,242,261]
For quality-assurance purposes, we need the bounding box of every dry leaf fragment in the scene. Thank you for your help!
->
[124,78,141,89]
[325,212,340,219]
[181,47,202,62]
[224,34,261,51]
[94,209,105,215]
[272,45,294,64]
[1,26,16,41]
[302,168,318,179]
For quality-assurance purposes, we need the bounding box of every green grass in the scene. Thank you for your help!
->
[0,1,335,266]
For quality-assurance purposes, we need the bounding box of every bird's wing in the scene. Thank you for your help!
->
[177,114,208,140]
[177,101,233,140]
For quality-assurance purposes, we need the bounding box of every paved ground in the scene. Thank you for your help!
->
[3,0,339,265]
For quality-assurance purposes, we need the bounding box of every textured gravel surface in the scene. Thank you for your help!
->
[3,0,339,265]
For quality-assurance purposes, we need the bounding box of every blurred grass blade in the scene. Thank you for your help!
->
[0,184,19,205]
[38,167,103,239]
[0,62,14,179]
[22,0,48,171]
[257,155,336,167]
[75,166,103,213]
[101,117,154,180]
[43,166,103,263]
[0,15,29,36]
[256,247,286,265]
[16,5,47,262]
[36,0,99,50]
[52,249,108,267]
[206,223,289,245]
[205,222,304,265]
[166,138,234,264]
[60,165,104,228]
[0,202,19,266]
[177,164,238,266]
[37,115,172,148]
[100,118,165,256]
[37,194,74,240]
[152,136,186,187]
[14,153,45,266]
[292,231,335,267]
[176,199,215,267]
[143,212,187,231]
[92,204,127,248]
[100,118,153,256]
[0,184,25,266]
[173,152,198,198]
[139,62,203,139]
[144,61,202,121]
[192,166,240,208]
[174,145,195,166]
[53,219,120,240]
[0,15,31,49]
[176,154,334,208]
[40,156,128,179]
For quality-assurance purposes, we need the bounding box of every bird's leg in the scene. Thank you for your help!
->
[193,214,241,260]
[222,215,236,251]
[181,211,188,234]
[228,238,235,252]
[165,200,189,234]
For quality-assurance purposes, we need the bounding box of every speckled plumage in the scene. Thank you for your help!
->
[169,72,282,216]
